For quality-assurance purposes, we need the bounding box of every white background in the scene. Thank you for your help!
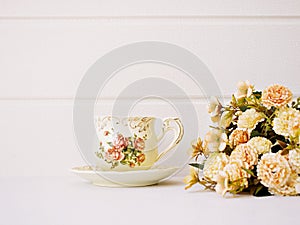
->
[1,1,300,225]
[0,0,300,177]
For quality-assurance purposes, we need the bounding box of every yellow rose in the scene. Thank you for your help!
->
[247,137,272,154]
[237,108,265,131]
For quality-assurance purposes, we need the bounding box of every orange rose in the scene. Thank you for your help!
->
[137,154,146,163]
[261,84,292,108]
[229,129,249,148]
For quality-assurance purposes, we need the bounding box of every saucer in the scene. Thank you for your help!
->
[71,166,179,187]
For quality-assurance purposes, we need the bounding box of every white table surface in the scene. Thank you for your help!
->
[1,175,299,225]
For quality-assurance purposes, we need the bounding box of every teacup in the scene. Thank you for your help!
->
[94,116,184,171]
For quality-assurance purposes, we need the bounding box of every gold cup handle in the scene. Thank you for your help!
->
[155,118,184,162]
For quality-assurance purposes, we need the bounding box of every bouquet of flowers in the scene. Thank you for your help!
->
[185,81,300,196]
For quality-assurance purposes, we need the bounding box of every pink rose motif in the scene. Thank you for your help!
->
[134,137,145,151]
[106,147,124,161]
[113,134,129,150]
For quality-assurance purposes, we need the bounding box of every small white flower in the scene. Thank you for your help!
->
[205,129,228,152]
[215,171,228,196]
[203,152,229,181]
[235,80,254,99]
[207,96,222,123]
[219,111,233,129]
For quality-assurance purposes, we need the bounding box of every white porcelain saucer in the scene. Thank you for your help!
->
[71,166,179,187]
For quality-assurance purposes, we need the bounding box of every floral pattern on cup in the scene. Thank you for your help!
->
[96,132,146,169]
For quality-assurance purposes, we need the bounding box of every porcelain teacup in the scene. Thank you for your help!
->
[94,116,184,171]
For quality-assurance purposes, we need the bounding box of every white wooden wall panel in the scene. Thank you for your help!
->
[1,0,300,16]
[0,19,300,98]
[0,1,299,176]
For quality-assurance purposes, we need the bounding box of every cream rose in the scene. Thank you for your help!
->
[273,107,300,138]
[247,137,272,154]
[230,144,258,169]
[288,149,300,174]
[237,108,265,131]
[257,152,291,188]
[215,162,249,196]
[268,171,298,196]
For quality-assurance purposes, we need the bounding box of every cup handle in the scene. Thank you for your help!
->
[155,118,184,162]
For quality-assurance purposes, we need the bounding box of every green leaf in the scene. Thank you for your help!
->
[254,185,264,195]
[231,94,237,105]
[253,185,271,197]
[189,163,204,170]
[241,167,256,177]
[253,91,262,99]
[239,105,248,112]
[250,130,261,138]
[253,178,260,185]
